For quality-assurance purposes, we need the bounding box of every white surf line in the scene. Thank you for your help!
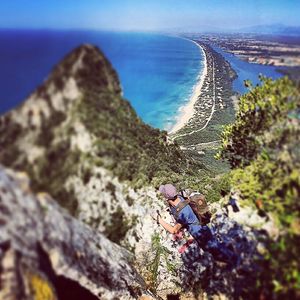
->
[172,58,216,140]
[168,40,208,134]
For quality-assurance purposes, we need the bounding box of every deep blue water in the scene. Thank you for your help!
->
[0,30,284,130]
[0,30,203,130]
[212,45,282,94]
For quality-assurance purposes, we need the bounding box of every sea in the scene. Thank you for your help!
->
[0,30,282,130]
[0,30,204,130]
[212,45,283,94]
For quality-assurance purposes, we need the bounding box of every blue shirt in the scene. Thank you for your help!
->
[170,198,236,263]
[170,196,212,246]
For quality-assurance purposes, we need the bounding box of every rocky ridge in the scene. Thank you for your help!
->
[0,44,194,243]
[0,163,276,299]
[0,43,201,299]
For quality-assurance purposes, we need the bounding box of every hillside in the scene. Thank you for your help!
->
[0,44,205,217]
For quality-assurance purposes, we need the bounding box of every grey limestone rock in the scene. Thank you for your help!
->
[0,165,147,300]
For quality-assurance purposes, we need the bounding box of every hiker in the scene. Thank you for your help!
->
[154,184,237,265]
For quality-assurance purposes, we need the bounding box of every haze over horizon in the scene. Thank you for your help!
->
[0,0,299,32]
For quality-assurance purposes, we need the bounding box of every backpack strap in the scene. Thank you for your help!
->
[174,199,190,216]
[174,197,203,226]
[178,189,188,200]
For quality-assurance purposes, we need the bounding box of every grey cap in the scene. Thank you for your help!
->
[159,184,177,200]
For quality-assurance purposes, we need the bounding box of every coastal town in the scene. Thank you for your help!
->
[193,33,300,67]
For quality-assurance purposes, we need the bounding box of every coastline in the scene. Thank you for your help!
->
[169,40,207,134]
[167,39,237,172]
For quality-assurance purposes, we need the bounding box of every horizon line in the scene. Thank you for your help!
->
[0,24,300,36]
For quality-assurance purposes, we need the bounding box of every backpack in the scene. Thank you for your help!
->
[174,193,212,226]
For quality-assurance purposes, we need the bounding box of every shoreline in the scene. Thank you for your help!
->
[168,39,238,147]
[169,40,208,134]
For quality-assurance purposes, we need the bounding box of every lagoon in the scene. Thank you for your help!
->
[212,45,282,94]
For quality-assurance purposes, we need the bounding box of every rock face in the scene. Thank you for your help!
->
[0,163,274,299]
[0,165,149,300]
[133,196,277,299]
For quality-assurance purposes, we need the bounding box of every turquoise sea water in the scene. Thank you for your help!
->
[0,30,203,130]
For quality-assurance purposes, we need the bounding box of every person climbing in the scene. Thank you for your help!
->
[153,183,237,266]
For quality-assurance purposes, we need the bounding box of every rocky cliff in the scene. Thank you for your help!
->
[0,164,276,300]
[0,44,203,247]
[0,44,212,299]
[0,165,151,300]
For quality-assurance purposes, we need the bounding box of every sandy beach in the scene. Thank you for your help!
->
[169,41,208,134]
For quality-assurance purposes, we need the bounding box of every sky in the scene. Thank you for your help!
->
[0,0,299,32]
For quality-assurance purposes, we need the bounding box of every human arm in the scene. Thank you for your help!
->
[158,217,182,234]
[150,210,183,234]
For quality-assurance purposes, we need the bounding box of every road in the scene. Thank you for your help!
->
[172,59,216,140]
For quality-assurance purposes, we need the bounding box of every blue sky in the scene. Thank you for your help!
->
[0,0,299,31]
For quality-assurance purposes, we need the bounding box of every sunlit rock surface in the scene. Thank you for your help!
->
[0,166,149,300]
[133,195,277,299]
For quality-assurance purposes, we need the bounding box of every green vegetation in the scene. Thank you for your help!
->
[104,206,137,244]
[146,232,177,292]
[0,116,22,166]
[26,140,80,215]
[78,87,206,188]
[218,76,300,298]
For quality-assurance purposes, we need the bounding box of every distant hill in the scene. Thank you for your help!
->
[239,24,300,36]
[170,23,300,36]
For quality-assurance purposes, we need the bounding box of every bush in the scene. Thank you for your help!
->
[218,76,300,298]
